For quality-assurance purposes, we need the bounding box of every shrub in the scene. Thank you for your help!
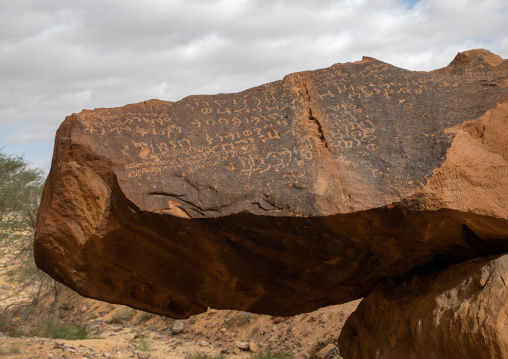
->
[135,338,153,352]
[251,351,295,359]
[0,311,13,332]
[36,318,91,340]
[184,352,226,359]
[0,310,28,337]
[3,317,91,339]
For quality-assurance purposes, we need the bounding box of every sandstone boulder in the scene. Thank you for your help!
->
[338,254,508,359]
[172,320,185,335]
[35,49,508,318]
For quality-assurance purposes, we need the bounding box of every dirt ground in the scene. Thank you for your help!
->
[0,257,359,359]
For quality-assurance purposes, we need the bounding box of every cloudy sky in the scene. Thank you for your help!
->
[1,0,507,174]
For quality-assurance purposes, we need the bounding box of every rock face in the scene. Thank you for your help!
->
[35,49,508,318]
[338,254,508,359]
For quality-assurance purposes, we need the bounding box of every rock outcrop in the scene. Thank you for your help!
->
[35,49,508,318]
[338,254,508,359]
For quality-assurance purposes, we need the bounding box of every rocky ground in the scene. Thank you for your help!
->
[0,262,358,359]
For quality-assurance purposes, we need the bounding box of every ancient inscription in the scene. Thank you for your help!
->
[323,103,377,151]
[81,82,303,180]
[72,53,508,220]
[304,61,480,161]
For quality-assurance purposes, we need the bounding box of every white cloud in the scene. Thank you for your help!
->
[0,0,507,170]
[29,156,52,176]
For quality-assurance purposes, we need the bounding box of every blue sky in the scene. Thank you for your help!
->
[404,0,422,9]
[1,0,507,174]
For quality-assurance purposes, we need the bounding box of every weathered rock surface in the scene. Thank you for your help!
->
[35,49,508,318]
[338,254,508,359]
[172,320,185,335]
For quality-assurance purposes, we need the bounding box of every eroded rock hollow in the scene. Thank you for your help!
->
[35,49,508,318]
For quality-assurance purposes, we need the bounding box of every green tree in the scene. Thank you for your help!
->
[0,150,45,281]
[0,150,52,319]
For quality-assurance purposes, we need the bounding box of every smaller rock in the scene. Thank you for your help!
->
[199,341,210,347]
[249,341,259,353]
[316,344,338,359]
[1,284,8,290]
[235,341,250,350]
[233,348,241,355]
[172,320,185,335]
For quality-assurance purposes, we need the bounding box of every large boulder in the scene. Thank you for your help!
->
[35,49,508,318]
[338,254,508,359]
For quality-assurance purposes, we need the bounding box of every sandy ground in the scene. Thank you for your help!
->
[0,255,359,359]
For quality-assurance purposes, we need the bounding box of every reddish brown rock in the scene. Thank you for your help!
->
[338,254,508,359]
[35,49,508,318]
